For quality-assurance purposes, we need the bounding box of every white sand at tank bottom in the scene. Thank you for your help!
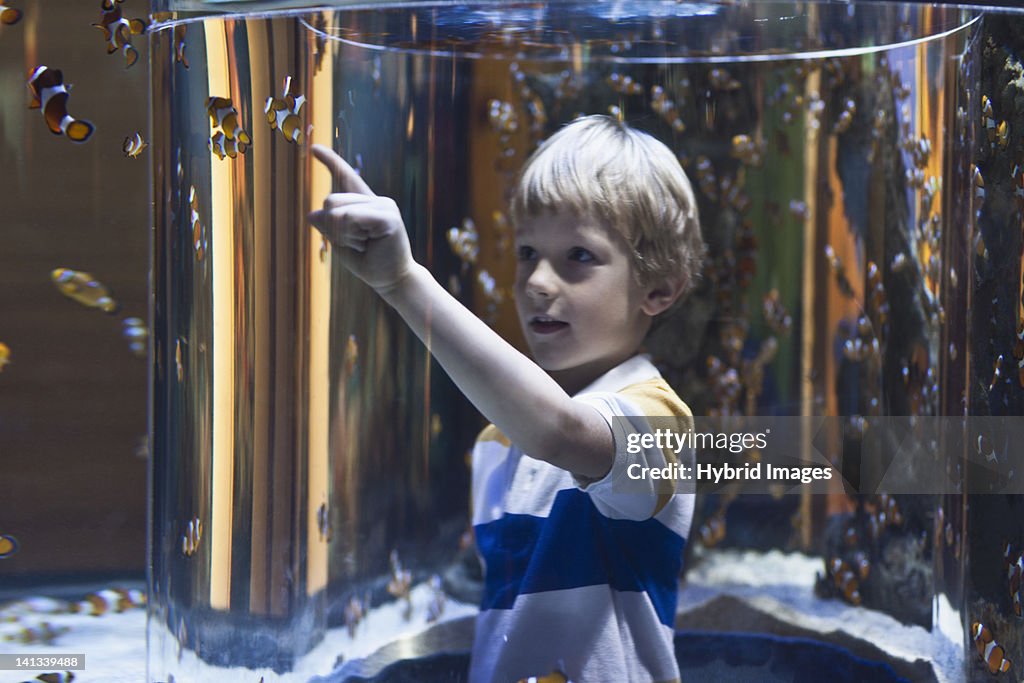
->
[680,548,965,683]
[0,550,964,683]
[0,583,475,683]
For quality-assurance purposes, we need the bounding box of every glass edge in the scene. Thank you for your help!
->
[150,0,1024,16]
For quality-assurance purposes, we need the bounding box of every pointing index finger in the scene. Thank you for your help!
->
[311,144,375,196]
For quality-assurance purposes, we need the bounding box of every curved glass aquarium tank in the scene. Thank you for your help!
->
[4,1,1024,682]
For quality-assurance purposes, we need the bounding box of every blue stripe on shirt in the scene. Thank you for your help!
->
[474,488,685,627]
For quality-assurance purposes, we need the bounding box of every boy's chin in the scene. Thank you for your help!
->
[527,350,577,375]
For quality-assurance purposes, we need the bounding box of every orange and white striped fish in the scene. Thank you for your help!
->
[4,621,69,645]
[206,96,250,144]
[189,186,206,260]
[316,502,332,542]
[264,75,305,144]
[123,132,147,158]
[208,131,248,160]
[27,67,94,143]
[971,621,1011,674]
[828,557,862,606]
[698,513,726,547]
[122,317,147,357]
[34,673,76,683]
[51,268,118,313]
[0,533,17,558]
[174,24,189,69]
[386,549,411,600]
[343,594,365,638]
[70,588,145,616]
[92,0,147,68]
[151,11,188,69]
[182,517,201,557]
[517,673,569,683]
[343,334,358,376]
[0,342,10,372]
[0,3,22,25]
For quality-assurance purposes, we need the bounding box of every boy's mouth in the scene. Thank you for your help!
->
[529,315,569,334]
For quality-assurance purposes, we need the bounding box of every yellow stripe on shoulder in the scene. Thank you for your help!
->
[619,379,693,517]
[618,378,693,422]
[476,423,511,447]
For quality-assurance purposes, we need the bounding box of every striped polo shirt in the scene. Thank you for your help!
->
[469,355,694,683]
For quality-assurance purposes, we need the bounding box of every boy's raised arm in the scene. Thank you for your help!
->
[307,145,614,480]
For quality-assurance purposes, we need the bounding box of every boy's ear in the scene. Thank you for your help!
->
[641,275,686,317]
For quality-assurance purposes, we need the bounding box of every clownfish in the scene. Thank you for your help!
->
[343,594,365,638]
[996,120,1009,148]
[977,434,997,464]
[175,337,184,382]
[51,268,118,313]
[92,0,147,68]
[0,342,10,372]
[70,588,145,616]
[447,218,479,266]
[0,3,21,25]
[517,673,569,683]
[4,621,69,645]
[206,96,250,144]
[208,131,248,160]
[123,132,147,158]
[151,12,187,69]
[189,186,205,259]
[35,672,76,683]
[698,514,726,547]
[342,335,358,376]
[425,574,446,623]
[122,317,147,357]
[387,549,411,600]
[0,533,18,558]
[264,75,305,144]
[312,13,327,74]
[990,355,1004,393]
[972,164,985,202]
[28,67,94,143]
[316,502,331,543]
[982,96,996,143]
[182,517,201,557]
[971,621,1011,674]
[851,551,870,580]
[174,24,189,69]
[828,557,862,606]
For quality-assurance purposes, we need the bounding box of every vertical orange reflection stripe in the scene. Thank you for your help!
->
[307,17,332,596]
[800,64,820,550]
[205,20,236,611]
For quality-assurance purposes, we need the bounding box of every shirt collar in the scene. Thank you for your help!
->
[574,354,662,397]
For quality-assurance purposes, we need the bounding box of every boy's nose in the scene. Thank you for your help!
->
[525,260,558,299]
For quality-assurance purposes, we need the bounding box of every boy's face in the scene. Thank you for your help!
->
[513,211,652,393]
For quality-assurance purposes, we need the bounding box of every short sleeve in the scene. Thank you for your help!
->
[470,425,512,528]
[572,390,693,521]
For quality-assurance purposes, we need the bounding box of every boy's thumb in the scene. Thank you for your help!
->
[307,209,326,231]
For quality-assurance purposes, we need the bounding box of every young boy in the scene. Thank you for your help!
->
[309,115,704,683]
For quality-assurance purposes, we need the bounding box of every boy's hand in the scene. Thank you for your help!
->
[308,144,414,294]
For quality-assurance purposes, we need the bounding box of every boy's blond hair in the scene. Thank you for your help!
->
[510,115,705,298]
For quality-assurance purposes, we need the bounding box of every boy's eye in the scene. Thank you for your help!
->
[517,245,536,261]
[568,247,595,263]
